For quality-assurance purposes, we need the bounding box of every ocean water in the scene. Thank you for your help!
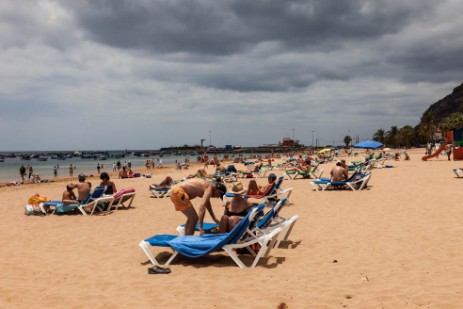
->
[0,155,194,182]
[0,152,265,182]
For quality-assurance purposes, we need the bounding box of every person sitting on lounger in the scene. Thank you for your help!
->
[100,172,117,195]
[169,178,227,235]
[62,184,79,205]
[70,174,92,202]
[219,182,251,233]
[330,161,348,182]
[246,173,277,196]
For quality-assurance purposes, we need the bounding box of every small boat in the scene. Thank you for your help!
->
[37,155,48,161]
[51,155,66,160]
[81,153,93,159]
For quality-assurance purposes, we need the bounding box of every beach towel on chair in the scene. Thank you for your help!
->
[113,188,135,200]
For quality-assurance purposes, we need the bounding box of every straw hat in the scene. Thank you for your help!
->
[231,182,246,195]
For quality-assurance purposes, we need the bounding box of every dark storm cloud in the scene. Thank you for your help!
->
[70,0,435,56]
[63,0,462,92]
[388,43,463,83]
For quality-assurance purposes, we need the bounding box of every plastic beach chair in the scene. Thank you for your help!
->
[138,205,281,269]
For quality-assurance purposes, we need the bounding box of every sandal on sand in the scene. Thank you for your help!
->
[148,266,171,274]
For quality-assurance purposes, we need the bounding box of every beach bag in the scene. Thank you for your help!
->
[25,194,50,216]
[28,194,49,205]
[24,204,45,216]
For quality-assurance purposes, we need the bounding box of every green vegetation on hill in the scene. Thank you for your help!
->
[372,82,463,147]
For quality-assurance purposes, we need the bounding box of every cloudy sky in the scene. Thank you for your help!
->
[1,0,462,151]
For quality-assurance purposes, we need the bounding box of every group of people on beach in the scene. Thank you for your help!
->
[18,165,42,184]
[166,172,278,235]
[61,172,117,205]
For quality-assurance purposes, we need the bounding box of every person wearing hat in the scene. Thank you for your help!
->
[219,182,252,233]
[169,178,227,235]
[69,174,92,202]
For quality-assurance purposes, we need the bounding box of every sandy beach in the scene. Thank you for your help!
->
[1,148,463,309]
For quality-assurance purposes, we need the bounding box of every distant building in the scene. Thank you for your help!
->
[280,137,299,147]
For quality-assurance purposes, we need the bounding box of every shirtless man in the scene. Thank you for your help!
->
[286,163,310,174]
[169,178,227,235]
[62,184,79,205]
[330,160,348,182]
[119,166,129,178]
[70,174,91,202]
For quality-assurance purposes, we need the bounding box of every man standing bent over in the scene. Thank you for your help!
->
[170,178,227,235]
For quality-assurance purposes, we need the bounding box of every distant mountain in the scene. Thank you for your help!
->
[420,82,463,124]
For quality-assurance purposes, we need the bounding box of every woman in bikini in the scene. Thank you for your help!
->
[218,182,252,233]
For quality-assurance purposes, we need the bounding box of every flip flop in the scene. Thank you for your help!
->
[148,266,171,274]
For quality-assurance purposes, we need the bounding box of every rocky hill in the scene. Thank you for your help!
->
[420,82,463,124]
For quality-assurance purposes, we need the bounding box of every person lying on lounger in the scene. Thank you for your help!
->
[149,176,174,191]
[285,163,311,174]
[247,173,277,196]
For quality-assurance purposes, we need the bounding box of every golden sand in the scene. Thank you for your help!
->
[1,148,462,308]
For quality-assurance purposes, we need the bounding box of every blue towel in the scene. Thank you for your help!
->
[43,200,79,213]
[56,203,79,213]
[179,222,219,233]
[166,233,231,258]
[166,208,256,258]
[145,234,178,247]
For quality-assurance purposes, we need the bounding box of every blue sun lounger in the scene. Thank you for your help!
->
[139,205,282,268]
[311,170,372,191]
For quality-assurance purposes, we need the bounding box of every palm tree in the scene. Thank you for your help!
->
[373,129,386,144]
[386,126,399,146]
[419,111,436,142]
[396,125,415,147]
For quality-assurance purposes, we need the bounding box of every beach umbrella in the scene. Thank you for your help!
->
[383,147,391,151]
[318,148,332,153]
[353,140,383,150]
